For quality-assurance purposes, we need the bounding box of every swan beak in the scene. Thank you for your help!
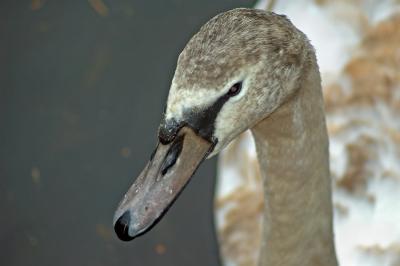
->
[113,126,214,241]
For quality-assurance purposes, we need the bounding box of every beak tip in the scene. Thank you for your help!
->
[114,211,135,241]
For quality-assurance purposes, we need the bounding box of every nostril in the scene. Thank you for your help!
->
[160,135,184,176]
[114,211,134,241]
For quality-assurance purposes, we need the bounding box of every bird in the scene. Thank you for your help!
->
[113,3,400,266]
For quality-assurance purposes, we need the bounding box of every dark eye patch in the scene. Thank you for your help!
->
[158,81,244,145]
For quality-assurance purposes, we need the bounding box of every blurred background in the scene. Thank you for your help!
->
[0,1,256,266]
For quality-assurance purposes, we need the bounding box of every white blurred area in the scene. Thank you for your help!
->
[216,1,400,265]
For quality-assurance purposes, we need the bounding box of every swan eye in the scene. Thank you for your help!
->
[226,82,242,97]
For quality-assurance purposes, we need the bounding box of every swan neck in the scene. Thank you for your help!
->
[251,64,338,266]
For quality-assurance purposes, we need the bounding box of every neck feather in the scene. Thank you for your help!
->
[251,62,338,266]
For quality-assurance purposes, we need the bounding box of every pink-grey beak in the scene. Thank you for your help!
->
[113,126,215,241]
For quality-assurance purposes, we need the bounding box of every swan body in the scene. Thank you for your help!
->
[216,1,400,266]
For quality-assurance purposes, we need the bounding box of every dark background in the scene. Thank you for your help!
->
[0,1,256,266]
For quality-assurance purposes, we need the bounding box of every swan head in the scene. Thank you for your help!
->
[163,8,310,156]
[114,8,312,241]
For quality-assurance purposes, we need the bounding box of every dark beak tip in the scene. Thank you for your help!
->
[114,211,135,242]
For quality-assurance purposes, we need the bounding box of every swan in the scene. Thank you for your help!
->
[114,3,400,266]
[113,8,339,265]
